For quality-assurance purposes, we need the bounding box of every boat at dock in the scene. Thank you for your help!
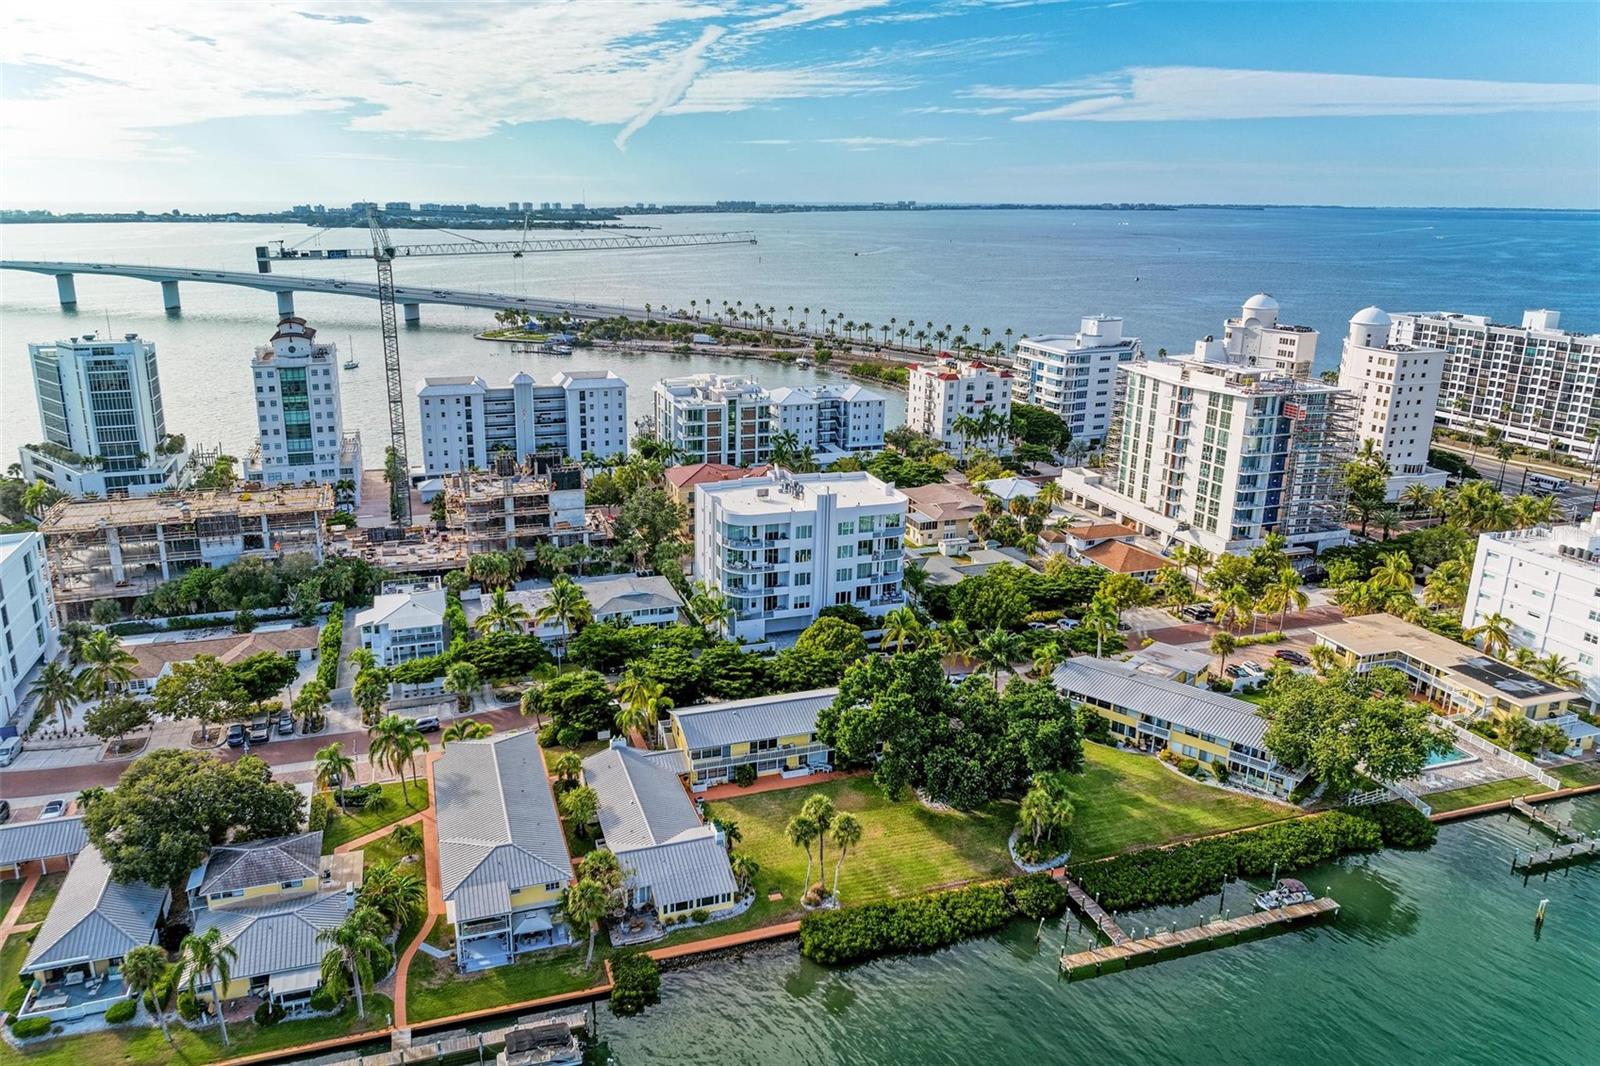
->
[1254,877,1315,911]
[498,1018,584,1066]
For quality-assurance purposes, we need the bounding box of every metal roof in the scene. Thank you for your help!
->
[435,731,573,922]
[353,588,447,631]
[22,846,166,972]
[613,831,736,911]
[191,890,352,982]
[582,745,702,852]
[670,689,836,750]
[0,816,87,868]
[1052,658,1270,748]
[507,574,683,622]
[196,832,322,897]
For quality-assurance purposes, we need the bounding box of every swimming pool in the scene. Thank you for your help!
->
[1426,746,1475,769]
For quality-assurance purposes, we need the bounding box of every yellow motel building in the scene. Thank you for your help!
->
[434,730,576,972]
[1052,657,1306,797]
[663,688,837,789]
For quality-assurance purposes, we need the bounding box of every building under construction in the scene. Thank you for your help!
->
[37,486,334,615]
[442,455,587,556]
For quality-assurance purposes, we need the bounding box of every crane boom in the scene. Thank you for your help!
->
[365,207,411,526]
[259,230,756,269]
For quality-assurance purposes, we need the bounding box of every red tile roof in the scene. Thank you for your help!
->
[1067,522,1138,541]
[1081,541,1171,575]
[664,463,773,490]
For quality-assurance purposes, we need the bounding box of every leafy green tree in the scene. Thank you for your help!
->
[795,616,869,663]
[152,654,249,743]
[318,906,388,1020]
[1000,678,1084,776]
[535,576,591,664]
[227,652,299,702]
[359,863,426,933]
[560,785,600,838]
[83,694,152,749]
[443,661,481,711]
[551,750,584,785]
[948,562,1032,631]
[1343,448,1392,537]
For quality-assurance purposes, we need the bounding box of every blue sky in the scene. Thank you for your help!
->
[4,1,1598,208]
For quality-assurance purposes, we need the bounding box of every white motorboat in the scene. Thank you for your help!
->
[1253,877,1315,910]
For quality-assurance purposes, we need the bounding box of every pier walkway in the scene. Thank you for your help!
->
[1510,796,1583,842]
[1512,838,1600,873]
[1058,877,1132,946]
[1060,897,1340,978]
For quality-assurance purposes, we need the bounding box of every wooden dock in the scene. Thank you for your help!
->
[1060,879,1131,946]
[316,1010,589,1066]
[1510,797,1582,842]
[1512,837,1600,874]
[1060,897,1340,978]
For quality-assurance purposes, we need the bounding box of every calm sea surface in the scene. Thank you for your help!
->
[582,799,1600,1066]
[3,208,1598,465]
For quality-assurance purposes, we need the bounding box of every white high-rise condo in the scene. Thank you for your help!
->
[651,375,774,466]
[768,383,887,461]
[416,370,627,476]
[1389,309,1600,460]
[1057,321,1357,558]
[1464,513,1600,707]
[1336,307,1448,501]
[0,532,59,727]
[244,317,362,508]
[1013,316,1139,444]
[1217,294,1319,379]
[19,332,191,498]
[692,470,907,643]
[905,359,1013,459]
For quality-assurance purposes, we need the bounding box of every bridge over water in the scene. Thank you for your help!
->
[0,259,651,323]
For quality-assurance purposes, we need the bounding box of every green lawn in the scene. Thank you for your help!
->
[1427,777,1543,812]
[0,878,22,920]
[707,775,1018,914]
[406,940,605,1023]
[6,995,392,1066]
[1552,762,1600,788]
[1059,743,1302,861]
[2,931,32,1009]
[320,782,429,852]
[19,873,65,925]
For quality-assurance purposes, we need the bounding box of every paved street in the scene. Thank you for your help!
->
[1143,604,1346,647]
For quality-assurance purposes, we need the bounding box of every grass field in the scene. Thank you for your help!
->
[406,940,605,1023]
[1552,762,1600,788]
[1427,777,1543,812]
[1058,743,1302,860]
[0,878,22,919]
[2,931,31,1009]
[320,782,429,852]
[6,994,392,1066]
[18,873,65,925]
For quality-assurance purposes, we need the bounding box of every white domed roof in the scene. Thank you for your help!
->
[1350,306,1390,328]
[1242,293,1278,312]
[509,371,535,385]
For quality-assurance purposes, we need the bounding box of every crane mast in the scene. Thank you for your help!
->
[365,207,411,525]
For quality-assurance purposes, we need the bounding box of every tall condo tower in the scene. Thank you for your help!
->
[1335,307,1448,501]
[244,316,362,507]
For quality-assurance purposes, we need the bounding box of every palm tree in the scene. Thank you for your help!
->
[315,742,356,807]
[1308,644,1341,677]
[1019,777,1073,851]
[535,576,591,664]
[1374,506,1401,541]
[552,750,584,785]
[686,580,733,637]
[828,812,862,899]
[443,661,481,712]
[1082,597,1119,658]
[1423,558,1470,612]
[359,864,427,932]
[1465,612,1513,659]
[347,647,377,675]
[368,714,425,803]
[1037,480,1064,510]
[974,626,1023,691]
[1494,442,1516,488]
[1371,551,1414,597]
[1400,482,1432,519]
[1210,631,1237,677]
[786,812,820,896]
[1259,568,1308,632]
[879,606,924,653]
[318,906,388,1020]
[1529,653,1581,689]
[479,589,531,634]
[442,717,493,745]
[30,661,79,735]
[564,879,609,967]
[1213,584,1255,635]
[180,927,237,1046]
[76,630,137,700]
[1511,493,1560,528]
[123,944,172,1043]
[616,677,671,747]
[800,794,836,893]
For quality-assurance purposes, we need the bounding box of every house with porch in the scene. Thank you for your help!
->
[184,831,363,1014]
[497,573,684,643]
[434,730,574,971]
[663,688,836,789]
[0,815,86,880]
[17,846,168,1022]
[354,584,449,698]
[581,742,737,939]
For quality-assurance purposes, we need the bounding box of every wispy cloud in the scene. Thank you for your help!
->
[616,25,727,149]
[904,104,1019,115]
[1011,67,1600,122]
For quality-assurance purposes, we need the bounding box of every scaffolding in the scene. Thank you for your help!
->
[1277,386,1359,539]
[442,458,585,555]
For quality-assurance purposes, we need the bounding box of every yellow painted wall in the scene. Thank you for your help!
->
[509,882,565,908]
[1169,730,1229,761]
[206,878,316,911]
[779,731,811,747]
[728,742,751,756]
[656,895,739,922]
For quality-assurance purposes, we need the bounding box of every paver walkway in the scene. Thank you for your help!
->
[390,750,444,1030]
[332,811,425,855]
[697,768,864,803]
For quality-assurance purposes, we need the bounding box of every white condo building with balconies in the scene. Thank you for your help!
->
[768,383,887,460]
[244,317,362,508]
[1336,307,1449,501]
[1013,316,1139,444]
[692,470,907,644]
[0,532,59,727]
[651,375,774,466]
[416,370,627,476]
[19,332,191,499]
[1464,513,1600,706]
[1389,308,1600,459]
[905,360,1013,458]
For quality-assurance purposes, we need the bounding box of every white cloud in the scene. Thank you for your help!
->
[821,135,949,147]
[904,104,1019,115]
[1011,66,1600,122]
[615,25,728,149]
[737,0,891,34]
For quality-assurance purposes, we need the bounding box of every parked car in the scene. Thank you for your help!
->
[1056,617,1080,630]
[1181,604,1214,621]
[277,711,296,736]
[0,800,11,824]
[226,723,246,748]
[1224,664,1248,679]
[415,715,441,733]
[1117,621,1132,632]
[1274,649,1311,665]
[0,736,22,767]
[40,799,67,819]
[1239,661,1266,676]
[248,716,272,743]
[1027,621,1051,630]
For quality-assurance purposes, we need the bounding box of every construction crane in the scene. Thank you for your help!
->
[255,211,757,527]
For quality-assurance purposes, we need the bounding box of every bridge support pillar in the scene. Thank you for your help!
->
[55,273,77,307]
[403,303,421,324]
[161,280,181,311]
[276,291,295,317]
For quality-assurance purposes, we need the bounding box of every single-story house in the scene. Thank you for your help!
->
[499,574,684,641]
[977,477,1043,506]
[434,731,575,972]
[665,689,836,789]
[18,846,169,1022]
[914,545,1032,589]
[582,742,738,926]
[1058,522,1139,559]
[119,627,320,694]
[1080,540,1173,584]
[0,815,87,879]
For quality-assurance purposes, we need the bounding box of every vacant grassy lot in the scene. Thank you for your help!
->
[320,781,428,852]
[1427,777,1543,812]
[1552,762,1600,789]
[1059,743,1302,860]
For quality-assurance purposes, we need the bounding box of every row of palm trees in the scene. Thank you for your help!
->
[784,794,863,903]
[672,300,1022,360]
[29,629,140,735]
[1387,478,1564,539]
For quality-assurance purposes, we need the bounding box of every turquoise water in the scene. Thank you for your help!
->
[1425,746,1472,767]
[584,798,1600,1066]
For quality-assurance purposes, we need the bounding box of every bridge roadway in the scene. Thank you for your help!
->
[0,259,654,323]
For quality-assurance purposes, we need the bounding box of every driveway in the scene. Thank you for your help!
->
[1144,604,1345,647]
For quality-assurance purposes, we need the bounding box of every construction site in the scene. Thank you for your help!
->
[441,455,589,556]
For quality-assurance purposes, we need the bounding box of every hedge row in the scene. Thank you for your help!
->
[1068,807,1434,911]
[798,873,1067,966]
[317,611,343,690]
